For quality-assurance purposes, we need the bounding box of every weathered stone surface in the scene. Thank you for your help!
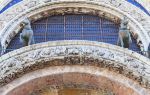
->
[0,66,149,95]
[0,40,149,90]
[0,0,150,51]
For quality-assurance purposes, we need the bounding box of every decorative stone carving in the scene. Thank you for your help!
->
[0,41,149,88]
[25,0,39,8]
[0,21,4,29]
[117,16,132,48]
[0,0,150,52]
[20,18,34,46]
[148,43,150,58]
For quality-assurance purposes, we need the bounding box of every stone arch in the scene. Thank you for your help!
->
[0,66,149,95]
[0,40,150,94]
[0,0,150,51]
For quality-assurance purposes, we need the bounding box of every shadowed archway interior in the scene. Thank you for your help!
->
[7,14,140,53]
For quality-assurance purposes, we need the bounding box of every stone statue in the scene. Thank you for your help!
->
[0,44,5,56]
[0,39,7,56]
[148,43,150,58]
[20,18,34,46]
[117,16,132,48]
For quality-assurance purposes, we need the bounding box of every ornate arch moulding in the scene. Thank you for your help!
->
[0,0,12,11]
[0,0,150,51]
[0,66,149,95]
[135,0,150,13]
[0,40,150,95]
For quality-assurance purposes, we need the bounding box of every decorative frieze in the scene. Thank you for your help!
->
[0,40,149,88]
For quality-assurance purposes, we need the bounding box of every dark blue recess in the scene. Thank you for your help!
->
[6,14,141,54]
[0,0,149,16]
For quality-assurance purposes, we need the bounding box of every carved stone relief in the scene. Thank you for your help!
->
[0,41,149,88]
